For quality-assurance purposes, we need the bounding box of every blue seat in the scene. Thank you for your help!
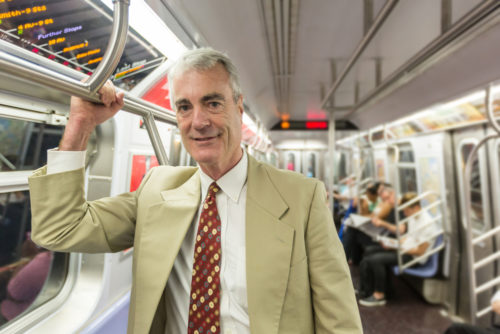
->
[393,234,444,278]
[338,199,356,240]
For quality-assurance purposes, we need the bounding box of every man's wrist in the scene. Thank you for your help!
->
[58,117,95,151]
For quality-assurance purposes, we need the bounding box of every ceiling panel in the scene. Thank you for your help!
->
[160,0,500,140]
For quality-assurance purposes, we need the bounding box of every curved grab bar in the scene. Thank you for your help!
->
[0,0,130,98]
[87,0,130,94]
[0,0,174,165]
[463,132,500,324]
[0,51,177,125]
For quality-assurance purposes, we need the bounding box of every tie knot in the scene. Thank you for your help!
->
[208,182,220,195]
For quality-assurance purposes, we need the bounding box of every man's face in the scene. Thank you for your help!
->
[173,64,243,176]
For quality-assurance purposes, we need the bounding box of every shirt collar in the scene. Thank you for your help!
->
[199,150,248,203]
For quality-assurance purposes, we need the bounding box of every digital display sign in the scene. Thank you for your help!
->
[271,119,359,131]
[0,0,165,91]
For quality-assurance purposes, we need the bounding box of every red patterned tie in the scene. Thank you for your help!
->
[188,182,222,334]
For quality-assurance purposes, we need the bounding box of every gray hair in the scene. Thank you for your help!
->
[168,47,242,110]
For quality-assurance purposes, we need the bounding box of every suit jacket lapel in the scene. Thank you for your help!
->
[245,156,294,334]
[134,170,201,333]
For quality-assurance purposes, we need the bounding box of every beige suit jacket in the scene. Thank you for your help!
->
[29,155,362,334]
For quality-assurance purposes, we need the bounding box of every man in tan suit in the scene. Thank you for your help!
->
[29,48,362,334]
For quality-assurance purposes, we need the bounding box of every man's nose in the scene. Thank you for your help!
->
[191,106,210,130]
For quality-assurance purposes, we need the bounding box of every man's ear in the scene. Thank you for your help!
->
[237,95,244,116]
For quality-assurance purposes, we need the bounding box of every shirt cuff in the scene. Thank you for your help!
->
[47,148,86,175]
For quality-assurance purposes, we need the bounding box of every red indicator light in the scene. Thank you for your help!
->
[63,61,69,66]
[305,121,328,129]
[48,54,55,59]
[32,47,39,53]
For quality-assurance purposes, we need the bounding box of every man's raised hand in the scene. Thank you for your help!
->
[59,81,124,151]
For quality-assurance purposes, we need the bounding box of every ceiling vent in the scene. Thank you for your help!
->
[260,0,300,118]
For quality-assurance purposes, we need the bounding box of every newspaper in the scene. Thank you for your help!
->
[376,235,399,249]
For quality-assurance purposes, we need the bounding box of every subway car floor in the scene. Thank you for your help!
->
[349,265,453,333]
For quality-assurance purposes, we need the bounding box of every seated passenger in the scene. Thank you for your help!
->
[358,192,440,306]
[444,291,500,333]
[359,182,381,216]
[343,183,394,265]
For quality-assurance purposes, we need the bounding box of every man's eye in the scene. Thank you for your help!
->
[178,105,190,112]
[208,101,221,109]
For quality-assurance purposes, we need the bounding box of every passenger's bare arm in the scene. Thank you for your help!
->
[404,241,430,257]
[59,81,124,151]
[372,217,406,234]
[374,201,392,219]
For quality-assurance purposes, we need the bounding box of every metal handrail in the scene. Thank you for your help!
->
[382,126,406,267]
[400,215,443,239]
[472,225,500,246]
[473,250,500,271]
[397,191,441,212]
[394,190,444,273]
[337,173,356,185]
[142,113,169,165]
[0,1,176,165]
[477,305,493,319]
[399,228,445,254]
[320,0,399,108]
[463,84,500,323]
[87,0,130,94]
[399,243,445,271]
[344,0,500,117]
[476,276,500,295]
[398,201,442,225]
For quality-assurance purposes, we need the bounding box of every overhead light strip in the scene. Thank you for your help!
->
[98,0,187,61]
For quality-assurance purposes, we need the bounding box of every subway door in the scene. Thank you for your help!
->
[452,125,496,326]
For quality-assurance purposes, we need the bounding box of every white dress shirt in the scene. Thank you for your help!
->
[46,149,250,334]
[403,210,440,264]
[165,151,249,334]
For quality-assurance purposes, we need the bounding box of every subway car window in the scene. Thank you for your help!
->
[286,153,295,171]
[306,153,316,178]
[0,192,67,328]
[398,144,415,162]
[0,116,67,329]
[461,143,486,231]
[398,167,417,193]
[0,118,63,171]
[337,152,348,181]
[361,149,374,180]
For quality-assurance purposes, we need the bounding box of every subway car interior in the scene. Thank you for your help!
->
[0,0,500,333]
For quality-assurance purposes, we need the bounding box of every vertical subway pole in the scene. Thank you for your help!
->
[87,0,130,94]
[328,111,336,215]
[327,59,337,216]
[143,113,169,165]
